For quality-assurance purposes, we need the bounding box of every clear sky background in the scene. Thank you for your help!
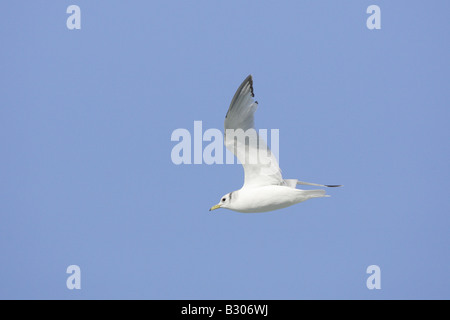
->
[1,1,449,299]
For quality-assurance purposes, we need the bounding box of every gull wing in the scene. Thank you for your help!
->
[224,75,284,188]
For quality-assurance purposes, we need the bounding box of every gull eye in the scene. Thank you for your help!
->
[222,198,226,202]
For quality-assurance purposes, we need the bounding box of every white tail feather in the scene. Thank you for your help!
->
[304,189,329,199]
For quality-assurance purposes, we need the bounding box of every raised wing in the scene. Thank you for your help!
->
[224,75,283,188]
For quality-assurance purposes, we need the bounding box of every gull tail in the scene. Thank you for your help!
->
[303,189,330,199]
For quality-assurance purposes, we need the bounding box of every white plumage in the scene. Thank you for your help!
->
[210,75,341,213]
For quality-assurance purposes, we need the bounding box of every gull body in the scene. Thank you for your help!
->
[215,186,329,213]
[210,75,341,213]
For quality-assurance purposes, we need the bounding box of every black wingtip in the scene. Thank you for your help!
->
[325,185,343,187]
[225,75,255,119]
[245,74,254,97]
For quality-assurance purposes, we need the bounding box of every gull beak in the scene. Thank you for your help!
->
[209,204,221,212]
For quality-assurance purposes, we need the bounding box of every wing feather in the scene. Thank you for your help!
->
[224,75,283,188]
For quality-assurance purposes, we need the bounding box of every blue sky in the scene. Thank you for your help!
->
[0,1,449,299]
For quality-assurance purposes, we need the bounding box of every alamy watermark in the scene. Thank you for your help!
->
[366,5,381,30]
[66,5,81,30]
[170,121,279,165]
[66,265,81,290]
[366,265,381,290]
[66,4,380,31]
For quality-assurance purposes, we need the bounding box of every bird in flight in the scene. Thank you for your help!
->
[210,75,341,213]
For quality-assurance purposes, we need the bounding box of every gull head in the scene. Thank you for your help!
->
[209,192,233,212]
